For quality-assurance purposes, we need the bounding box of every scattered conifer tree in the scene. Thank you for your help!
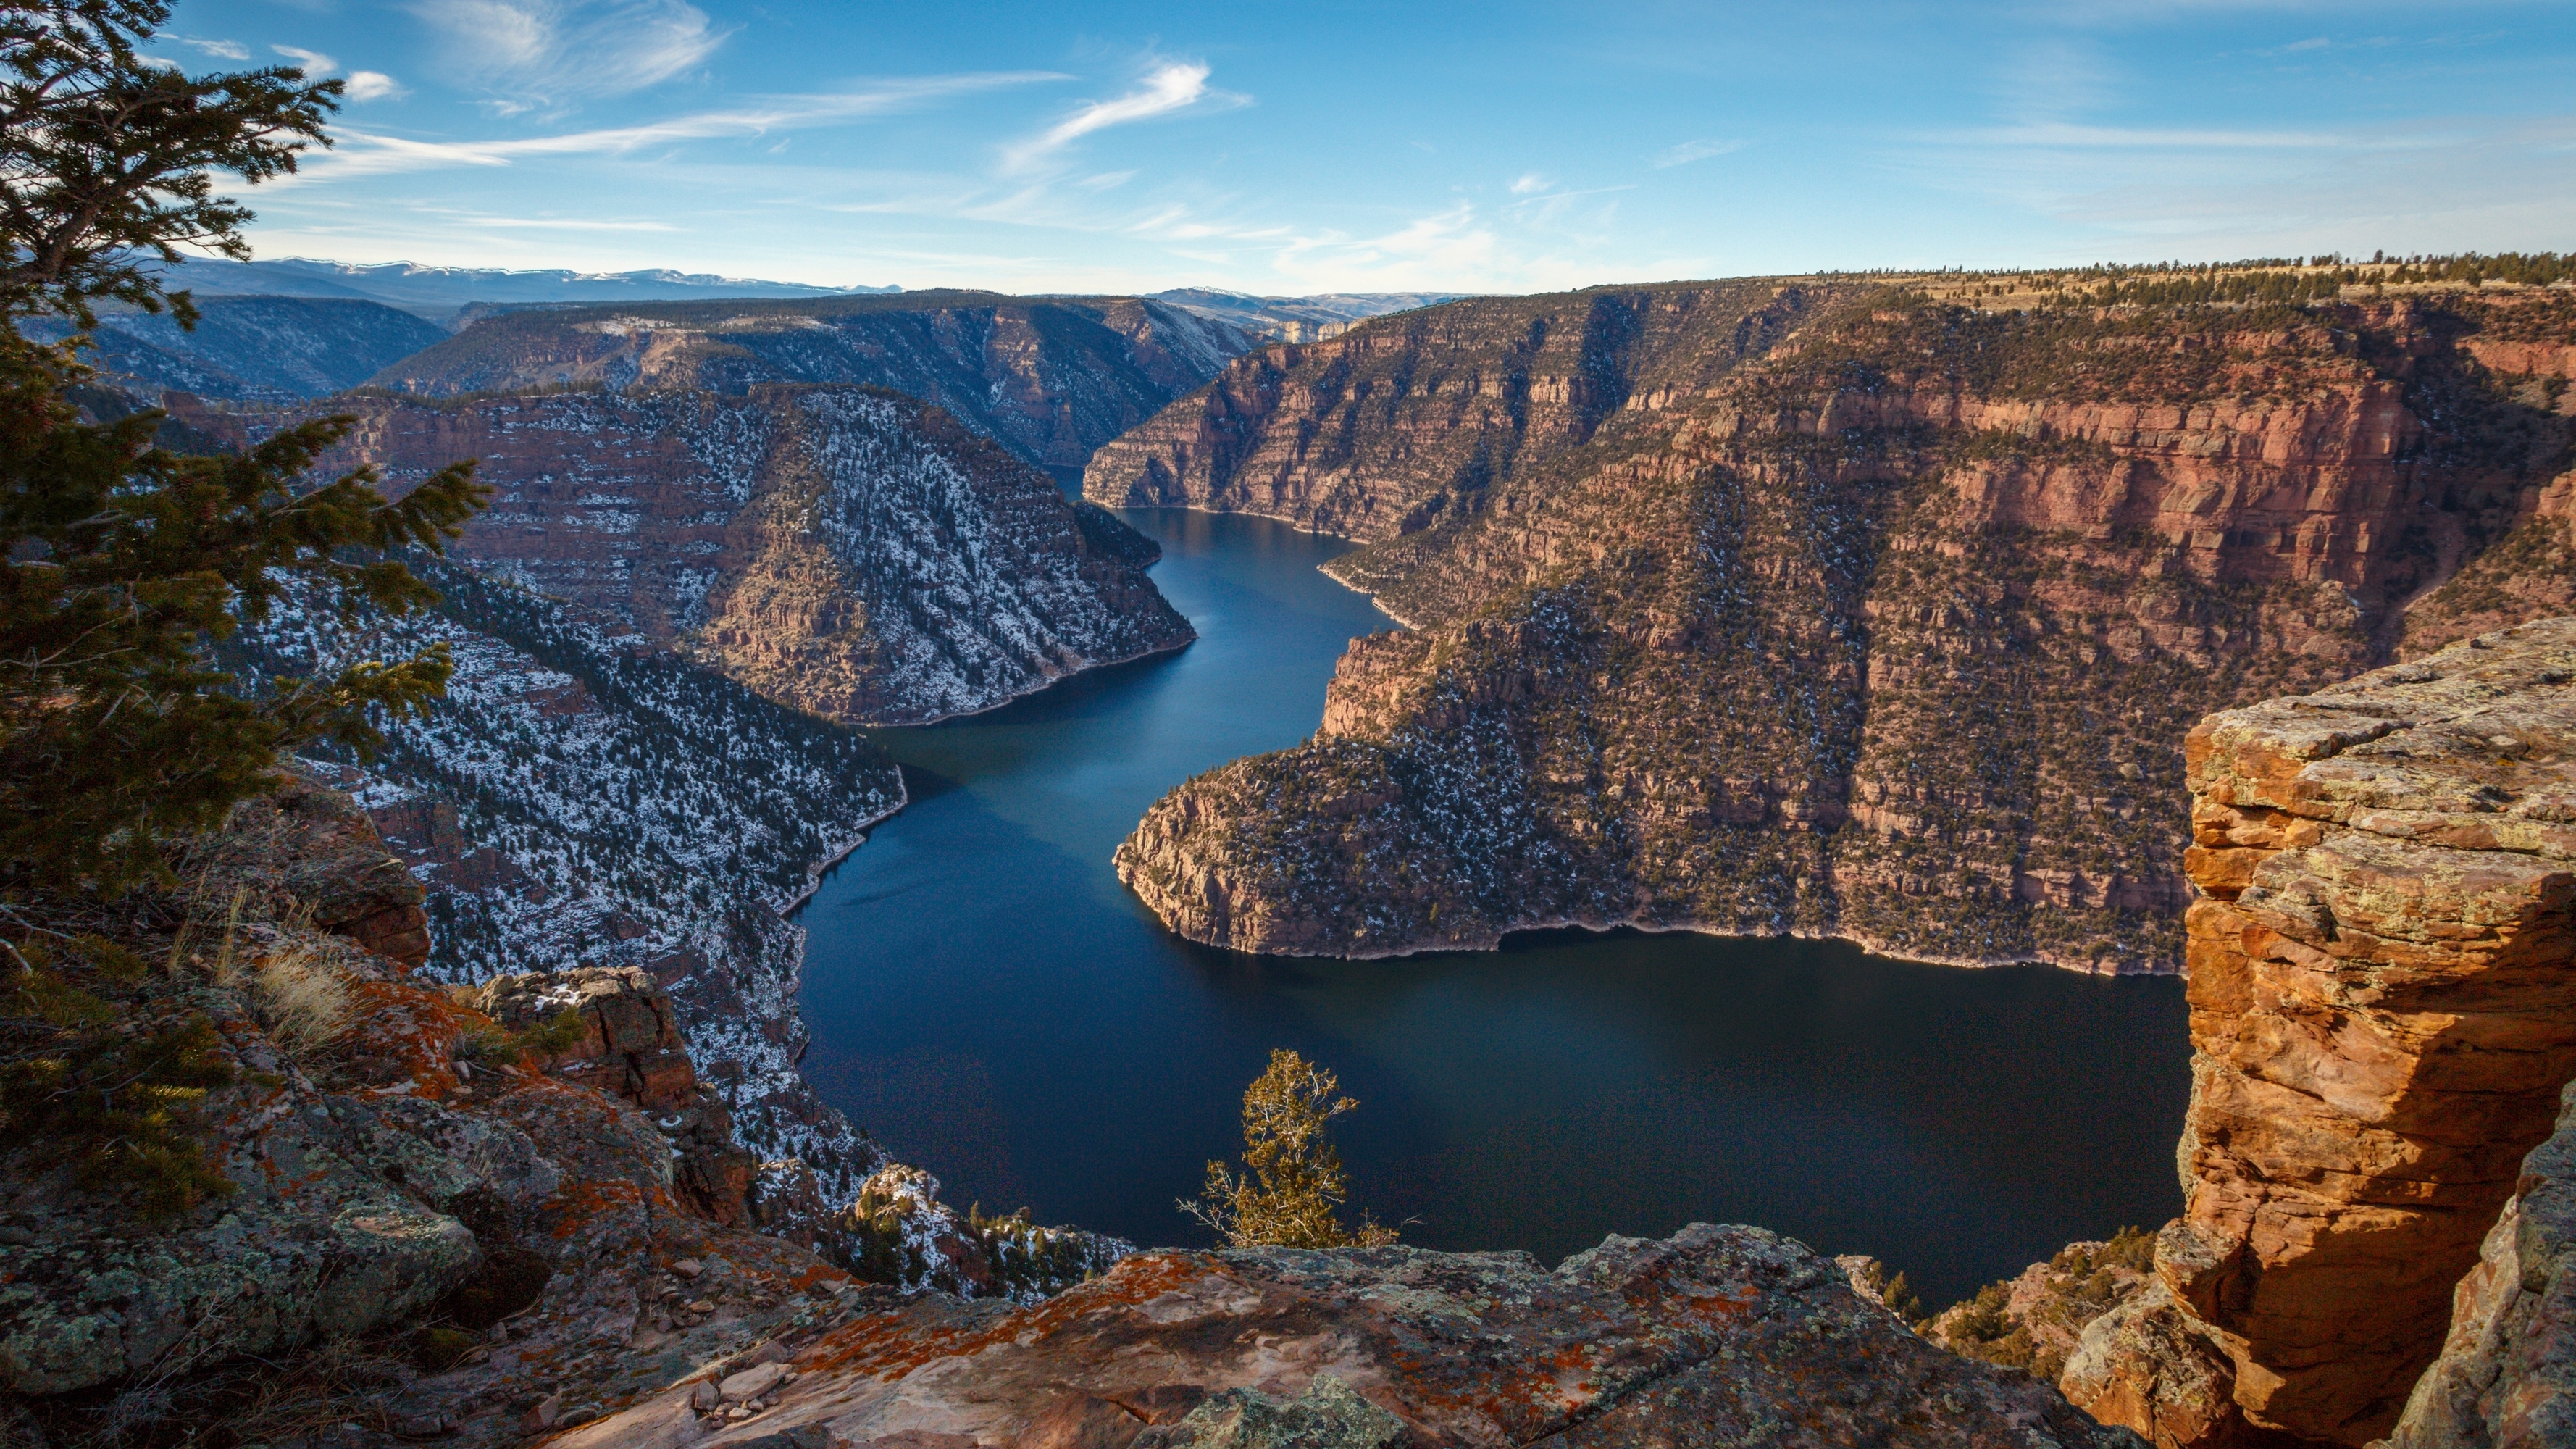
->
[0,1,486,1219]
[1182,1048,1397,1248]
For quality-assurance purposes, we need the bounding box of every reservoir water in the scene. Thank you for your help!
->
[795,507,2189,1306]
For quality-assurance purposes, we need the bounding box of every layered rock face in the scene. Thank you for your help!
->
[564,1224,2144,1449]
[2144,618,2576,1442]
[1087,281,1827,543]
[214,385,1193,726]
[364,291,1249,472]
[1113,287,2576,971]
[216,384,1189,722]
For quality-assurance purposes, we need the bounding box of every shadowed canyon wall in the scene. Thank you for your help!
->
[1105,285,2576,972]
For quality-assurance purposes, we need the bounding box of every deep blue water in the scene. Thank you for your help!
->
[794,507,2188,1305]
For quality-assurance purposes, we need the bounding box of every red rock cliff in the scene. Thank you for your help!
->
[2146,617,2576,1443]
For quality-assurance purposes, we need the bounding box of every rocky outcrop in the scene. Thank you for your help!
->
[0,780,1129,1444]
[0,785,840,1429]
[1113,285,2576,972]
[474,966,760,1225]
[1924,1229,2161,1385]
[364,291,1250,472]
[2383,1080,2576,1448]
[176,772,433,968]
[2061,1283,2290,1449]
[206,384,1193,727]
[2007,619,2576,1448]
[562,1224,2145,1449]
[2157,617,2576,1443]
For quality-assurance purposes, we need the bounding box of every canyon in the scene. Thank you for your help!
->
[14,267,2576,1448]
[1102,282,2576,972]
[24,295,449,401]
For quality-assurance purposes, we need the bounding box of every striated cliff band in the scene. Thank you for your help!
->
[1906,619,2576,1448]
[201,383,1194,726]
[1100,275,2576,971]
[361,290,1253,474]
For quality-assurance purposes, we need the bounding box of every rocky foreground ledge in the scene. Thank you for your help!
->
[562,1224,2141,1449]
[1916,618,2576,1449]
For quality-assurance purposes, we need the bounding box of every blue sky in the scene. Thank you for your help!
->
[166,1,2576,295]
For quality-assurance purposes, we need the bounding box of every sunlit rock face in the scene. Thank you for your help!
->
[204,384,1195,726]
[2148,617,2576,1444]
[559,1224,2146,1449]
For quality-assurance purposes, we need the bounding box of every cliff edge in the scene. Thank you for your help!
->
[1940,618,2576,1449]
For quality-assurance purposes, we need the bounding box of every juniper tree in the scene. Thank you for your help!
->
[1182,1048,1397,1249]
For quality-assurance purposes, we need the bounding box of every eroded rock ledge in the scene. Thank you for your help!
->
[564,1224,2144,1449]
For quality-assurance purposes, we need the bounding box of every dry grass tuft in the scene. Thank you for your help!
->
[248,945,355,1060]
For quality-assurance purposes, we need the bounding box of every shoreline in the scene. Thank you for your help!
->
[775,780,913,915]
[1132,901,2181,979]
[855,630,1200,730]
[1116,505,2174,981]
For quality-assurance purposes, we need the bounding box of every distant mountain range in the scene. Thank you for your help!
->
[157,256,899,322]
[1149,287,1459,342]
[33,262,1457,406]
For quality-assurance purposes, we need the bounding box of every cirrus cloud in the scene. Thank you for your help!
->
[1654,138,1743,168]
[406,0,728,110]
[1001,62,1243,173]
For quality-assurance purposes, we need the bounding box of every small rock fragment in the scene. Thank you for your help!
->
[720,1361,789,1402]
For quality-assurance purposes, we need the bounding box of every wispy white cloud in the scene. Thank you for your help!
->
[1510,172,1550,195]
[406,0,729,109]
[1653,138,1741,167]
[345,72,404,102]
[274,45,337,75]
[461,216,678,230]
[172,36,251,61]
[301,73,1061,179]
[1002,62,1239,172]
